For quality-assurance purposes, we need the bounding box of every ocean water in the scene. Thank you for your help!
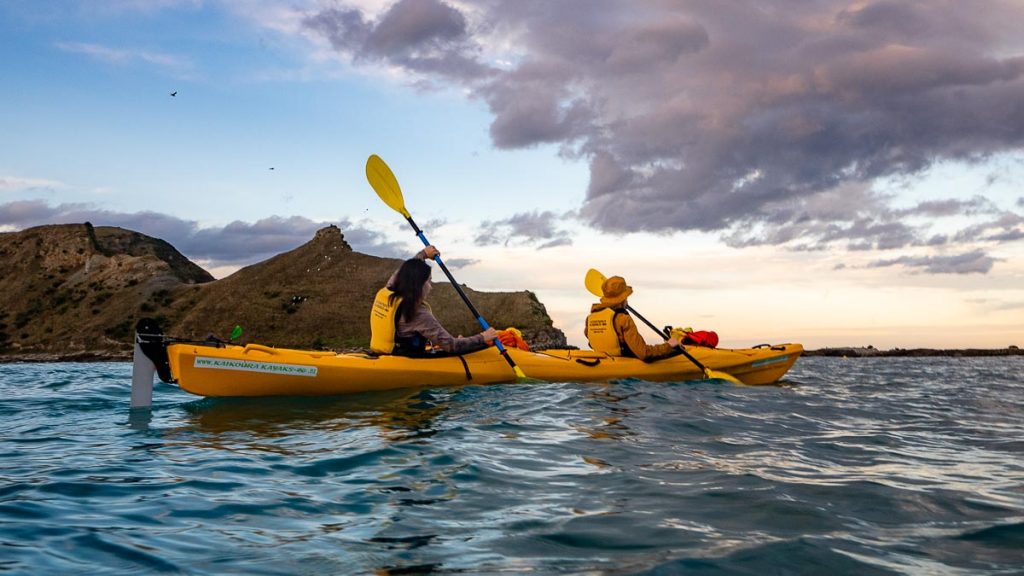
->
[1,357,1022,575]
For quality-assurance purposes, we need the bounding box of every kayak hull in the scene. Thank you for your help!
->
[167,342,803,397]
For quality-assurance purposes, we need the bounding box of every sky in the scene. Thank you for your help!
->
[2,0,1023,350]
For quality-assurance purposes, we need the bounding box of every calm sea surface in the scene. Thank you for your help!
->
[1,357,1022,575]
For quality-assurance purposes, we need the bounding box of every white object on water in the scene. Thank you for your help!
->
[131,338,155,409]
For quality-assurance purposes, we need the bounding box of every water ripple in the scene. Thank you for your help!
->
[1,357,1022,574]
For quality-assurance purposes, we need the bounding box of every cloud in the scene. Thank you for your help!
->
[301,0,1024,253]
[418,217,448,231]
[0,200,409,266]
[55,41,194,76]
[723,183,921,251]
[80,0,204,13]
[0,175,67,192]
[869,249,1000,274]
[952,212,1024,243]
[968,298,1024,312]
[443,257,479,270]
[474,210,573,249]
[720,180,1024,265]
[537,237,573,250]
[302,0,491,85]
[897,196,998,218]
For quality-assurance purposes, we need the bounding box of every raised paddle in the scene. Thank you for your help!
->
[366,154,529,381]
[584,268,742,383]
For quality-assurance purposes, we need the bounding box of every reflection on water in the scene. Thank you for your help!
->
[129,388,459,473]
[181,387,450,441]
[127,407,153,430]
[572,383,642,442]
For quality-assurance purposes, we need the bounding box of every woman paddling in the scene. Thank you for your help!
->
[370,246,497,356]
[584,275,679,362]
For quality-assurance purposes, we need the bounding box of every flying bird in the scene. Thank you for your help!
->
[269,167,275,171]
[170,91,177,97]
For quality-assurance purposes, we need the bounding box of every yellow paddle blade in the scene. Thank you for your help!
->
[513,366,546,383]
[365,154,410,218]
[584,268,606,298]
[704,367,743,384]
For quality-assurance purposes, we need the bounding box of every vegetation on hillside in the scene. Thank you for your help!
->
[0,224,567,360]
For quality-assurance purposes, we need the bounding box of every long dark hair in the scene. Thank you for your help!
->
[389,258,432,322]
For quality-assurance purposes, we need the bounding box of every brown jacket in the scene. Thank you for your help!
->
[584,302,676,362]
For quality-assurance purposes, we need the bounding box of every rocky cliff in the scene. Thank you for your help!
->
[0,224,567,360]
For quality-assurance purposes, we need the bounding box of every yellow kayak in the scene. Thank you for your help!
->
[165,342,803,397]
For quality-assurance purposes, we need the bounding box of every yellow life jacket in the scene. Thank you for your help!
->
[369,287,400,354]
[586,307,623,356]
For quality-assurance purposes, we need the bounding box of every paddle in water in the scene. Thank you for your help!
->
[366,154,531,382]
[584,268,742,383]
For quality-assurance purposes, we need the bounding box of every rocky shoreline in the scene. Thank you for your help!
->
[2,346,1022,363]
[802,347,1022,357]
[0,351,132,363]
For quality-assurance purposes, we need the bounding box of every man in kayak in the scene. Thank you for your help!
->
[370,246,498,356]
[584,276,680,362]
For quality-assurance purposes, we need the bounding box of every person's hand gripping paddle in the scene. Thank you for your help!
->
[585,268,741,383]
[366,154,530,382]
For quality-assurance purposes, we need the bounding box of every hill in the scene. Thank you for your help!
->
[0,224,566,360]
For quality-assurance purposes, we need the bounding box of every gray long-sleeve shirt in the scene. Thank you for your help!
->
[387,250,487,354]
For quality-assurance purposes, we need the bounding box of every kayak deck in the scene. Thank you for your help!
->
[167,342,803,397]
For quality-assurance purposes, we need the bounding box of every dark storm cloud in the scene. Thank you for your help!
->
[0,200,407,265]
[474,210,573,249]
[869,249,999,274]
[304,0,1024,272]
[303,0,491,83]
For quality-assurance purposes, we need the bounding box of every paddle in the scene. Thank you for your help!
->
[584,268,742,383]
[366,154,529,381]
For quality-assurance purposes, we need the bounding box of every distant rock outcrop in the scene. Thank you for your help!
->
[0,223,567,360]
[802,346,1023,357]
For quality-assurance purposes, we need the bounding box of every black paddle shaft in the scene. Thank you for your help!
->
[405,216,485,321]
[625,304,712,376]
[625,305,671,339]
[403,215,524,374]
